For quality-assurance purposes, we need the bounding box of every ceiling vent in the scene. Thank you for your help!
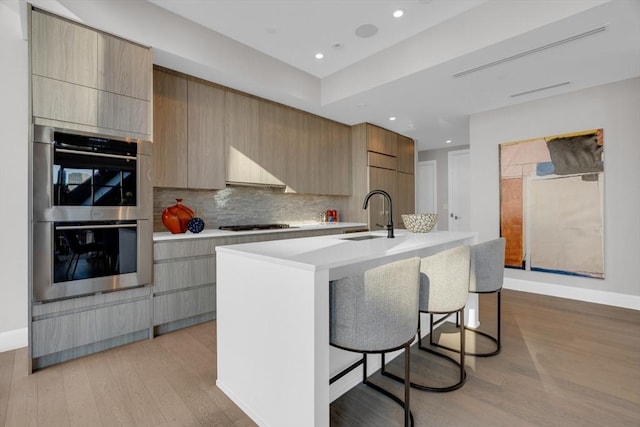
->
[453,26,607,78]
[510,81,571,98]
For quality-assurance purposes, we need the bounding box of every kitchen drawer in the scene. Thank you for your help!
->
[154,238,218,261]
[32,297,150,358]
[153,285,216,326]
[153,256,215,293]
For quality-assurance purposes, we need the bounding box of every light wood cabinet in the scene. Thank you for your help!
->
[225,91,260,183]
[367,124,397,156]
[30,9,152,136]
[32,75,98,127]
[152,68,188,188]
[187,80,226,189]
[321,119,351,196]
[98,91,150,135]
[225,97,351,195]
[155,67,351,194]
[97,33,152,101]
[30,287,151,370]
[153,69,226,189]
[345,123,415,228]
[31,10,97,88]
[152,226,365,335]
[285,108,311,193]
[258,101,292,186]
[397,171,416,227]
[289,112,350,196]
[397,135,415,174]
[368,166,398,230]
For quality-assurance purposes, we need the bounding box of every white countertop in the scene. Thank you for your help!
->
[215,229,478,271]
[153,222,367,242]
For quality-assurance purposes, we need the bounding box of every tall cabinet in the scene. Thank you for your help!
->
[346,123,415,230]
[29,7,153,371]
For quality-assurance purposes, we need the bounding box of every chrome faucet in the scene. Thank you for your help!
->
[362,189,394,238]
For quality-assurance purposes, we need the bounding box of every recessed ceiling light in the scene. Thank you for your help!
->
[446,140,452,144]
[315,52,324,59]
[393,9,404,18]
[389,116,396,121]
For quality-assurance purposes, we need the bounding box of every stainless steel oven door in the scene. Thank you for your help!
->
[33,125,152,222]
[32,220,152,302]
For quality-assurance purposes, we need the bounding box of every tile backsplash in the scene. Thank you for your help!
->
[154,185,350,232]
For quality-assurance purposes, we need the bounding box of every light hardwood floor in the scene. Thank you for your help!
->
[1,290,639,426]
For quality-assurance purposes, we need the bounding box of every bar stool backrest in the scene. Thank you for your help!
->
[419,245,471,313]
[330,257,421,353]
[469,238,505,293]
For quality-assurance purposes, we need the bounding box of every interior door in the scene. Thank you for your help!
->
[417,160,437,213]
[448,149,470,231]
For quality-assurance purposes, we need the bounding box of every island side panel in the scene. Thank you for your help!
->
[216,250,330,427]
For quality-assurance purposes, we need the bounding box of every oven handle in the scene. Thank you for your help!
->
[55,223,137,231]
[55,147,136,161]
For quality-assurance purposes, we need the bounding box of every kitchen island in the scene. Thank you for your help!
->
[216,230,478,427]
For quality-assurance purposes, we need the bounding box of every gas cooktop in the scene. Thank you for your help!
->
[218,224,292,232]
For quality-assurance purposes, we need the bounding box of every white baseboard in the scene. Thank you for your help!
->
[504,278,640,310]
[0,327,28,353]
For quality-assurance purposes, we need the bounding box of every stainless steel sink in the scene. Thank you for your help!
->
[341,235,385,241]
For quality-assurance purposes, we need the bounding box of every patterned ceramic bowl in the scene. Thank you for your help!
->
[402,214,438,233]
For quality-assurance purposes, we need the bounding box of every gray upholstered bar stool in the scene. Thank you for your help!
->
[329,257,421,427]
[382,245,471,392]
[434,238,506,357]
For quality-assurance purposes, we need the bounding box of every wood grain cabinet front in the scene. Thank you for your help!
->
[345,123,415,229]
[152,68,226,189]
[367,124,397,156]
[31,10,98,88]
[152,68,188,188]
[187,80,226,189]
[225,91,264,184]
[397,134,415,174]
[225,91,351,194]
[97,33,152,101]
[30,9,152,137]
[151,226,366,335]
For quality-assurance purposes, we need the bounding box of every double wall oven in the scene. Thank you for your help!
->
[32,125,152,302]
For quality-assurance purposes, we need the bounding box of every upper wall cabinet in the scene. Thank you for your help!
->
[367,124,397,157]
[397,135,415,174]
[225,91,268,185]
[30,9,151,138]
[187,80,225,189]
[97,34,152,101]
[308,117,351,196]
[224,91,351,195]
[153,68,226,190]
[153,69,188,188]
[31,10,97,88]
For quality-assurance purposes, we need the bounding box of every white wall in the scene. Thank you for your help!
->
[470,77,640,307]
[0,1,29,351]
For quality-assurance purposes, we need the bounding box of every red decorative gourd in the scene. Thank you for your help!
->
[162,198,194,234]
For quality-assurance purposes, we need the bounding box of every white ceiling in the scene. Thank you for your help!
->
[24,0,640,151]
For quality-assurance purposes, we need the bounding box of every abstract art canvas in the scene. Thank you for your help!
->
[499,129,604,279]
